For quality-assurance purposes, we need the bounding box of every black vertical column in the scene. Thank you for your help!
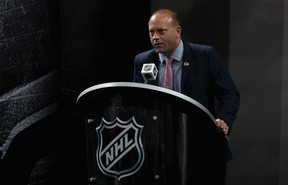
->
[60,1,151,184]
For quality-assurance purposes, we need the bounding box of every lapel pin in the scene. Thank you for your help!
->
[183,61,189,66]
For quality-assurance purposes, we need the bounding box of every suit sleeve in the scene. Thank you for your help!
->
[209,47,240,129]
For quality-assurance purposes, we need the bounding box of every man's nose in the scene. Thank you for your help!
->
[152,32,160,39]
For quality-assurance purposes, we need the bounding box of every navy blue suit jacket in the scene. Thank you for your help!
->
[133,40,240,130]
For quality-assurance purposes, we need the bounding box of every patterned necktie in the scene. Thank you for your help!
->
[164,57,173,89]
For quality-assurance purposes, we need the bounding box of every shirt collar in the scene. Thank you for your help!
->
[159,40,183,63]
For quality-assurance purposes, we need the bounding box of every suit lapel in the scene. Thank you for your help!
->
[181,41,196,91]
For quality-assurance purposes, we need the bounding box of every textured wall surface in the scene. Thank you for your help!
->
[0,0,60,184]
[0,0,59,157]
[0,0,150,184]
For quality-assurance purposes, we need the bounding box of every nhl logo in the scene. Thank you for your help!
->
[141,63,158,80]
[96,116,145,181]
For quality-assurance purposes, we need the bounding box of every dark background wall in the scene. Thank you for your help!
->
[226,1,287,185]
[1,0,287,185]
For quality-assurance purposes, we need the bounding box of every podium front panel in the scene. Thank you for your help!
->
[76,82,227,185]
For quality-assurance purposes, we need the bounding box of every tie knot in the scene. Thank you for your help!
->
[165,57,173,65]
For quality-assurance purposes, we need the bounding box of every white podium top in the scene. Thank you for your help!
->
[77,82,215,123]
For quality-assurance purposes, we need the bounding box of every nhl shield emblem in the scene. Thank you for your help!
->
[96,116,145,181]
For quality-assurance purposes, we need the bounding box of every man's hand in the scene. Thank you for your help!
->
[215,118,229,135]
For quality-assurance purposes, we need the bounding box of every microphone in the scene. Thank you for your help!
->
[141,63,158,84]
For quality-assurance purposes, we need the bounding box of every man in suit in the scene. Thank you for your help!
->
[133,8,240,140]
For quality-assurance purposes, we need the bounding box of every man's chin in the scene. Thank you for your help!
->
[154,48,164,53]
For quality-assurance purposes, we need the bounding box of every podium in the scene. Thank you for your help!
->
[76,82,228,185]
